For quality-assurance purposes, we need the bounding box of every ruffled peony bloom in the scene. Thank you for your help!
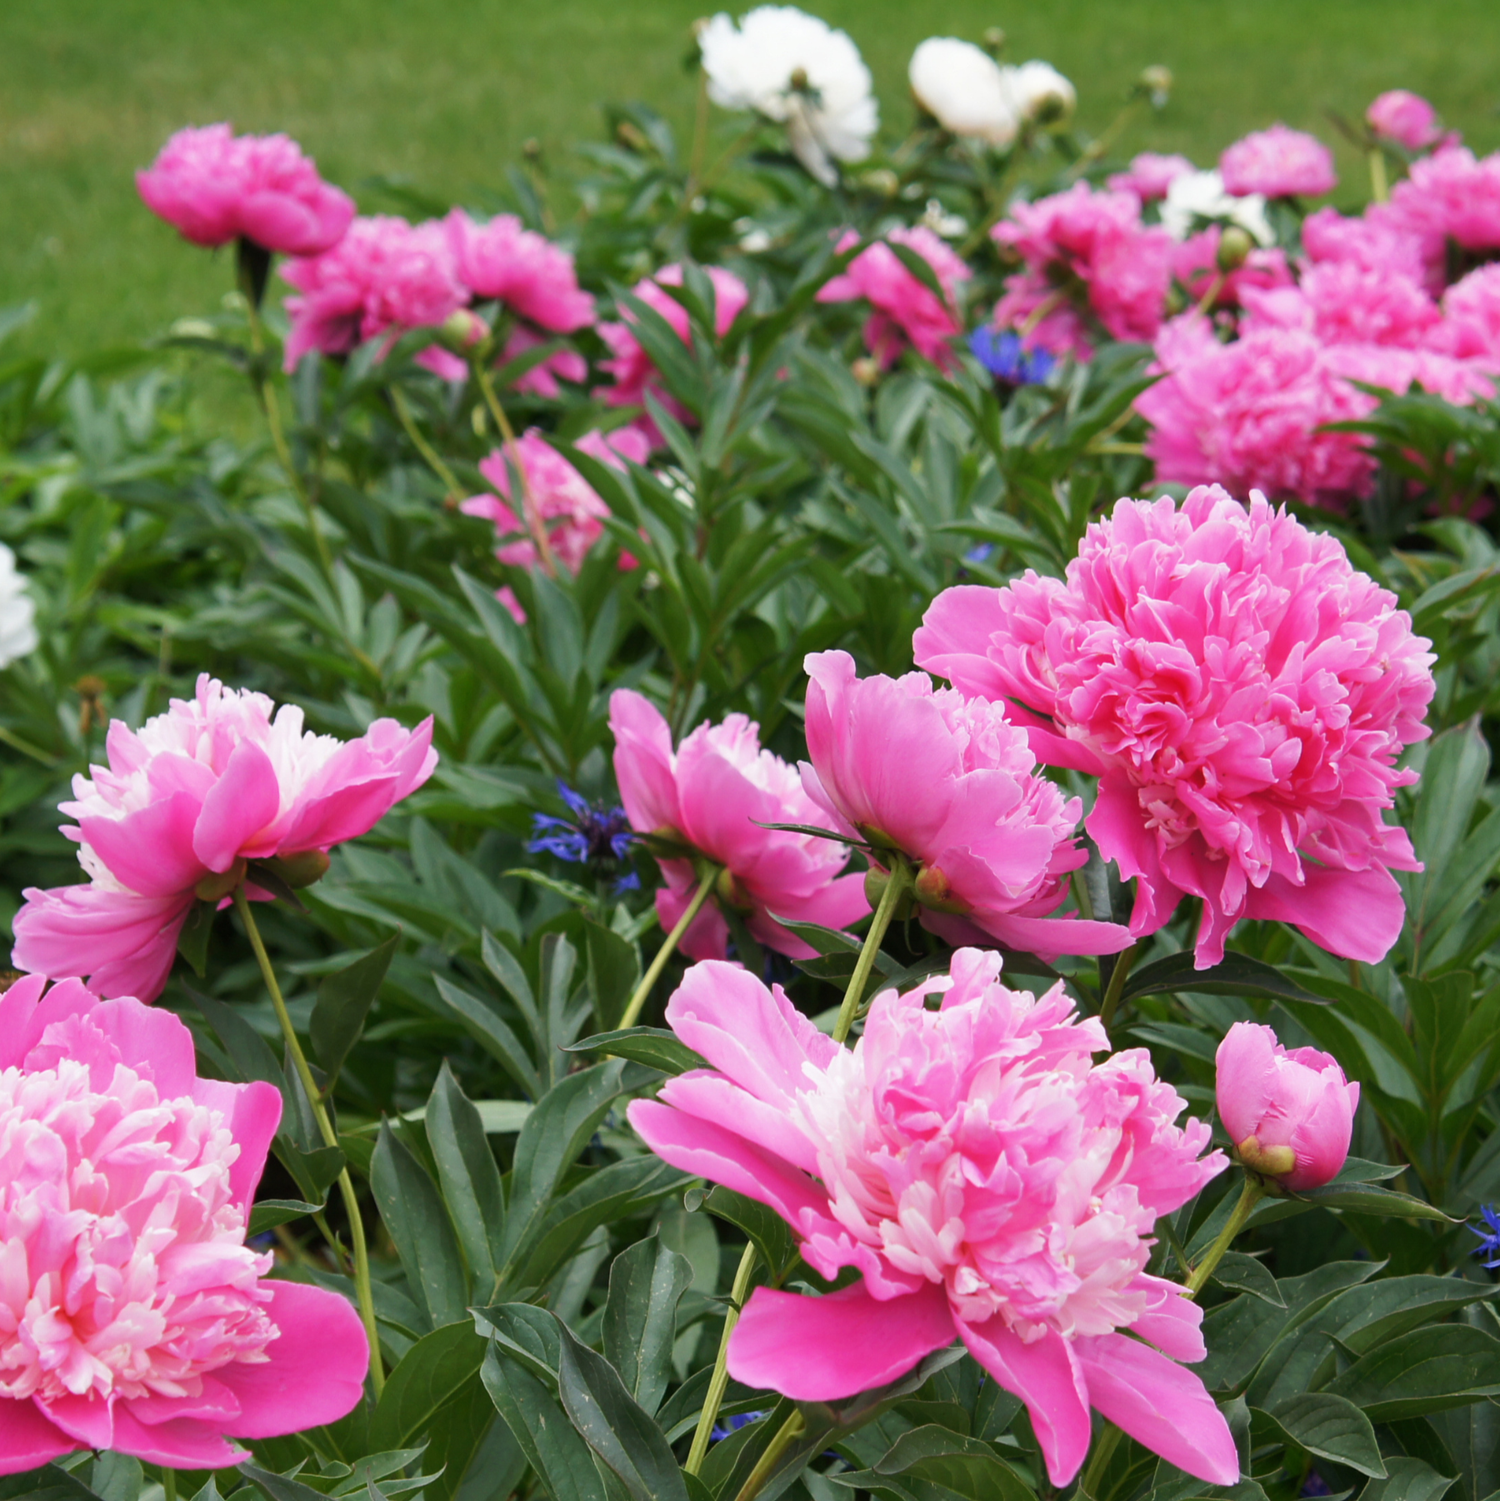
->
[817,226,970,368]
[915,486,1435,967]
[1220,124,1336,199]
[1003,60,1076,126]
[1240,259,1441,348]
[12,676,436,1001]
[1436,263,1500,368]
[908,38,1020,149]
[0,975,367,1473]
[0,544,39,669]
[1170,228,1292,311]
[799,650,1129,956]
[1389,147,1500,263]
[1300,205,1432,288]
[1366,90,1443,152]
[1216,1021,1358,1191]
[629,951,1235,1486]
[1159,169,1272,247]
[137,124,354,256]
[444,209,594,333]
[609,690,866,961]
[1108,152,1196,203]
[280,215,468,377]
[699,6,878,187]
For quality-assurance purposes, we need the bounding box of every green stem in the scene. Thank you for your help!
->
[1194,270,1228,317]
[162,1470,177,1501]
[833,861,911,1046]
[234,889,386,1396]
[1368,147,1390,204]
[1186,1174,1267,1298]
[619,863,721,1030]
[733,1409,807,1501]
[0,724,58,766]
[390,385,464,503]
[1096,940,1142,1038]
[1078,1422,1123,1500]
[471,356,559,576]
[685,1242,759,1475]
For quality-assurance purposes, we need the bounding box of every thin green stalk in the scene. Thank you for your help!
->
[1368,147,1390,203]
[619,863,721,1029]
[0,725,57,766]
[162,1470,177,1501]
[1194,270,1229,317]
[1078,1422,1123,1500]
[471,356,559,576]
[733,1409,807,1501]
[1186,1174,1266,1297]
[390,385,463,503]
[1096,940,1142,1037]
[234,889,386,1396]
[686,1242,759,1475]
[833,861,911,1046]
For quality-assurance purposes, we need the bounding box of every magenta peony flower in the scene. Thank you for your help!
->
[915,487,1435,967]
[816,227,970,369]
[1220,124,1336,198]
[1366,90,1443,152]
[1108,152,1197,203]
[137,124,354,257]
[0,975,367,1472]
[1216,1021,1358,1190]
[12,676,436,1001]
[629,951,1235,1486]
[444,209,594,333]
[798,650,1130,957]
[1389,147,1500,262]
[280,215,468,376]
[1300,205,1433,289]
[609,690,867,961]
[1436,263,1500,368]
[1240,259,1442,348]
[1170,227,1292,311]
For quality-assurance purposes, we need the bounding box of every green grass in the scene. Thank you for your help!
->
[4,0,1500,359]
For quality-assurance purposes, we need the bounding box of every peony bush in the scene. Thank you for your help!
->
[2,10,1500,1501]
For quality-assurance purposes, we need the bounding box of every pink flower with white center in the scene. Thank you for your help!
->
[629,950,1234,1486]
[1220,124,1336,198]
[12,676,436,1001]
[1240,259,1442,348]
[816,227,970,369]
[609,690,866,962]
[799,650,1130,957]
[137,124,354,256]
[280,214,468,377]
[0,975,367,1474]
[1108,152,1197,203]
[1366,91,1444,152]
[915,486,1435,967]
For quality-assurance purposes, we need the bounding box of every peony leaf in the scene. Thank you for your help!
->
[1254,1392,1386,1478]
[310,931,400,1082]
[1123,951,1327,1004]
[565,1026,707,1075]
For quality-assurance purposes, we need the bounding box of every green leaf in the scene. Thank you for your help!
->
[565,1027,708,1075]
[602,1232,694,1417]
[0,1466,103,1501]
[1213,1252,1285,1308]
[425,1062,507,1290]
[433,975,541,1101]
[176,897,215,977]
[1290,1181,1455,1222]
[586,918,641,1033]
[1357,1459,1457,1501]
[866,1423,1035,1501]
[700,1184,800,1283]
[1257,1392,1386,1478]
[247,1197,325,1235]
[480,1342,608,1501]
[188,984,284,1090]
[275,1139,347,1205]
[1122,952,1326,1004]
[310,933,400,1081]
[238,1465,329,1501]
[371,1321,488,1451]
[1324,1324,1500,1418]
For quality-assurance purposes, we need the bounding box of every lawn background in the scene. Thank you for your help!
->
[4,0,1500,359]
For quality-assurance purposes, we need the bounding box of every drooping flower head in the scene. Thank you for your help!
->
[629,951,1235,1486]
[699,6,878,186]
[799,650,1129,957]
[0,976,367,1474]
[1220,124,1337,199]
[915,486,1436,967]
[1108,152,1196,204]
[12,676,437,1001]
[610,690,866,962]
[137,124,354,256]
[0,544,38,669]
[908,38,1020,148]
[1366,91,1444,152]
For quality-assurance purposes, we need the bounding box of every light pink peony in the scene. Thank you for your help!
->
[816,227,970,369]
[444,209,594,333]
[1216,1021,1358,1191]
[799,650,1130,957]
[1240,259,1441,348]
[598,264,750,444]
[609,690,867,962]
[629,951,1235,1486]
[1108,152,1197,203]
[0,975,367,1473]
[1366,91,1443,152]
[280,215,468,377]
[1389,147,1500,263]
[12,676,436,1001]
[1220,125,1336,198]
[137,124,354,257]
[915,487,1435,967]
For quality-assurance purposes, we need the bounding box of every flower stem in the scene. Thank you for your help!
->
[471,355,559,577]
[833,860,911,1046]
[162,1470,177,1501]
[1078,1422,1123,1500]
[732,1408,807,1501]
[1186,1174,1267,1298]
[233,889,386,1396]
[685,1241,759,1475]
[1096,940,1142,1038]
[619,862,721,1029]
[1368,147,1390,203]
[390,385,464,504]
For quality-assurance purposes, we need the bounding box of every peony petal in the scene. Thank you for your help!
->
[93,996,199,1097]
[193,1077,283,1216]
[728,1282,955,1400]
[77,791,206,897]
[913,586,1016,701]
[0,974,87,1068]
[1244,863,1405,965]
[1128,1274,1207,1362]
[107,1406,247,1469]
[0,1399,78,1476]
[35,1394,113,1451]
[659,1072,823,1176]
[968,909,1135,958]
[609,690,682,836]
[193,738,282,871]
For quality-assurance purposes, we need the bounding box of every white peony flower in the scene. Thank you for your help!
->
[1004,60,1076,126]
[699,6,878,186]
[1159,168,1273,246]
[908,37,1020,149]
[0,544,38,668]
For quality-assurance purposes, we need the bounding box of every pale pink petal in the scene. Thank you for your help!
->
[77,792,206,897]
[107,1406,247,1469]
[1128,1274,1207,1361]
[659,1072,822,1175]
[0,974,73,1067]
[93,996,200,1097]
[610,690,683,835]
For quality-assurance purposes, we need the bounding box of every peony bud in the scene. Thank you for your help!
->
[1215,1021,1359,1191]
[1216,225,1254,272]
[262,849,332,889]
[1140,65,1173,108]
[195,858,248,903]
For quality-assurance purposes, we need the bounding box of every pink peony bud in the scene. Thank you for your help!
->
[1215,1021,1359,1190]
[1366,90,1442,152]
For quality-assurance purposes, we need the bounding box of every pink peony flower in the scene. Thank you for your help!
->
[280,215,468,377]
[1324,341,1493,408]
[1300,205,1433,290]
[1389,146,1500,262]
[1240,259,1442,348]
[816,226,970,369]
[12,676,436,1001]
[1171,227,1292,310]
[629,951,1235,1486]
[137,124,354,257]
[1216,1021,1358,1191]
[1435,263,1500,368]
[444,209,594,333]
[1108,152,1197,203]
[609,690,867,961]
[495,326,589,398]
[0,975,367,1473]
[798,650,1130,957]
[597,264,750,445]
[915,487,1435,967]
[1366,91,1443,152]
[1220,124,1337,198]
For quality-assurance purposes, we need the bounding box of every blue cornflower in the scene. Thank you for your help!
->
[1470,1204,1500,1267]
[711,1411,766,1441]
[527,780,636,886]
[1301,1472,1332,1497]
[969,326,1056,388]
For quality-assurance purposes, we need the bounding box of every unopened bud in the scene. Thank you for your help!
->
[863,866,915,919]
[1236,1134,1298,1180]
[789,67,810,92]
[982,27,1006,56]
[263,849,332,889]
[616,120,649,152]
[861,167,899,197]
[195,858,247,904]
[714,866,752,913]
[522,137,543,161]
[1140,64,1173,107]
[851,355,881,386]
[1217,225,1254,272]
[439,308,487,352]
[914,864,971,914]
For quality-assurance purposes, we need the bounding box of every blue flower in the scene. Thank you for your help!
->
[969,326,1056,387]
[711,1411,766,1441]
[1470,1204,1500,1267]
[527,780,635,882]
